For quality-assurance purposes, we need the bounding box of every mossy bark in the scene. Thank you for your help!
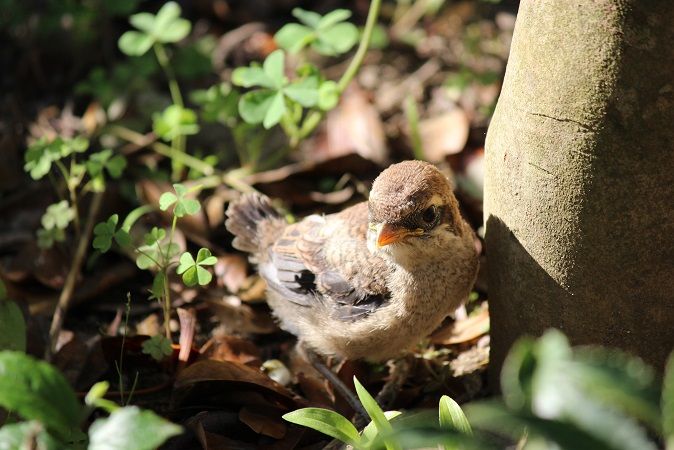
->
[484,0,674,382]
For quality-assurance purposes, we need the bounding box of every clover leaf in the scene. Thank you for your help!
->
[93,215,131,253]
[119,1,191,56]
[141,334,173,361]
[232,50,320,128]
[275,8,358,56]
[159,184,201,218]
[152,105,200,141]
[190,83,240,124]
[24,137,89,180]
[37,228,65,249]
[41,201,74,230]
[86,150,127,179]
[176,248,217,287]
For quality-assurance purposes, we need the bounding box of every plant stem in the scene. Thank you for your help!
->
[153,43,183,108]
[109,125,215,176]
[46,191,104,361]
[293,0,382,142]
[162,214,179,339]
[337,0,382,93]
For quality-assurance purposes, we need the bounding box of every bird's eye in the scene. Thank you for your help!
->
[421,205,439,226]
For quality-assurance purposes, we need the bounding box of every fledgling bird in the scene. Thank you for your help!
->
[225,160,478,361]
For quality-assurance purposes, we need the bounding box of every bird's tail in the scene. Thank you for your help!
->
[225,193,286,254]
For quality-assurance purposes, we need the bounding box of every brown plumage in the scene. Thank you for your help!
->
[225,160,478,361]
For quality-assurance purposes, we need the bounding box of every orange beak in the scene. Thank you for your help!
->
[376,223,414,247]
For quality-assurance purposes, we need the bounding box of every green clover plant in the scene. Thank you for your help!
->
[93,184,216,352]
[231,1,382,149]
[275,8,359,55]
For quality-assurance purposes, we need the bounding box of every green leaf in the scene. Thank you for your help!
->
[0,351,82,438]
[353,377,400,450]
[41,201,74,230]
[118,30,154,56]
[282,408,361,447]
[439,395,472,434]
[663,353,674,449]
[274,23,314,53]
[361,411,402,444]
[318,80,339,110]
[0,299,26,352]
[0,421,63,450]
[263,91,286,129]
[232,66,275,89]
[317,9,352,29]
[24,137,63,180]
[238,89,279,125]
[93,215,118,253]
[89,406,182,450]
[314,22,359,55]
[190,83,239,123]
[263,50,286,88]
[141,335,173,361]
[129,12,155,33]
[144,227,167,246]
[150,272,166,300]
[177,249,215,286]
[37,227,65,249]
[159,192,178,211]
[285,77,319,107]
[155,18,190,43]
[152,105,199,141]
[292,8,322,28]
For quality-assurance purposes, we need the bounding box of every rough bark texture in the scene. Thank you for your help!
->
[484,0,674,384]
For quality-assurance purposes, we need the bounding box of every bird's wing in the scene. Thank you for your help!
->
[259,202,391,320]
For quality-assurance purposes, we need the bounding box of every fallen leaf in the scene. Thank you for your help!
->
[239,406,286,439]
[199,334,262,367]
[431,303,489,345]
[418,108,469,162]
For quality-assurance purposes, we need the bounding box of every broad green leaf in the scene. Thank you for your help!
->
[0,351,82,438]
[283,408,361,447]
[128,12,154,32]
[238,90,278,125]
[274,23,314,53]
[500,336,537,410]
[316,22,358,55]
[144,227,166,246]
[285,77,319,107]
[93,215,119,253]
[317,9,352,29]
[664,353,674,449]
[439,395,472,434]
[24,137,62,180]
[292,8,322,28]
[37,227,65,249]
[177,252,195,273]
[0,299,26,352]
[232,66,275,89]
[41,201,74,230]
[262,50,286,88]
[195,248,217,266]
[152,105,199,141]
[118,31,154,56]
[318,80,339,110]
[263,91,286,129]
[0,421,62,450]
[89,406,182,450]
[159,192,178,211]
[141,335,173,361]
[151,272,166,300]
[155,18,190,43]
[174,198,200,217]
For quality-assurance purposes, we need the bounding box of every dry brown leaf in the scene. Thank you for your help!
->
[431,304,489,345]
[418,109,470,162]
[239,406,286,439]
[313,84,387,165]
[205,296,277,334]
[199,334,262,367]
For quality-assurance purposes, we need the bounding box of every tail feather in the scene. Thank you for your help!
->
[225,193,285,254]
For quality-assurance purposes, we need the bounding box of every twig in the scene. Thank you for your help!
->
[46,191,104,361]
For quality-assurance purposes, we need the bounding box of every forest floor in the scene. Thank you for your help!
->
[1,1,516,447]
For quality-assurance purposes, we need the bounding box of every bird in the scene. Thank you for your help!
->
[225,160,478,362]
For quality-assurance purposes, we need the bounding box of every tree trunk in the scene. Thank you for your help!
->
[484,0,674,383]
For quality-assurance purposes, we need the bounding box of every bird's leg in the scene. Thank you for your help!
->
[375,356,411,411]
[304,347,368,419]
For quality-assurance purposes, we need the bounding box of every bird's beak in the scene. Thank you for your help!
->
[371,223,418,247]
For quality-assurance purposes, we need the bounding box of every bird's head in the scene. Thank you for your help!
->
[366,160,463,261]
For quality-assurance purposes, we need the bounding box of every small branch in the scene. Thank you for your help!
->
[46,191,105,361]
[153,43,184,108]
